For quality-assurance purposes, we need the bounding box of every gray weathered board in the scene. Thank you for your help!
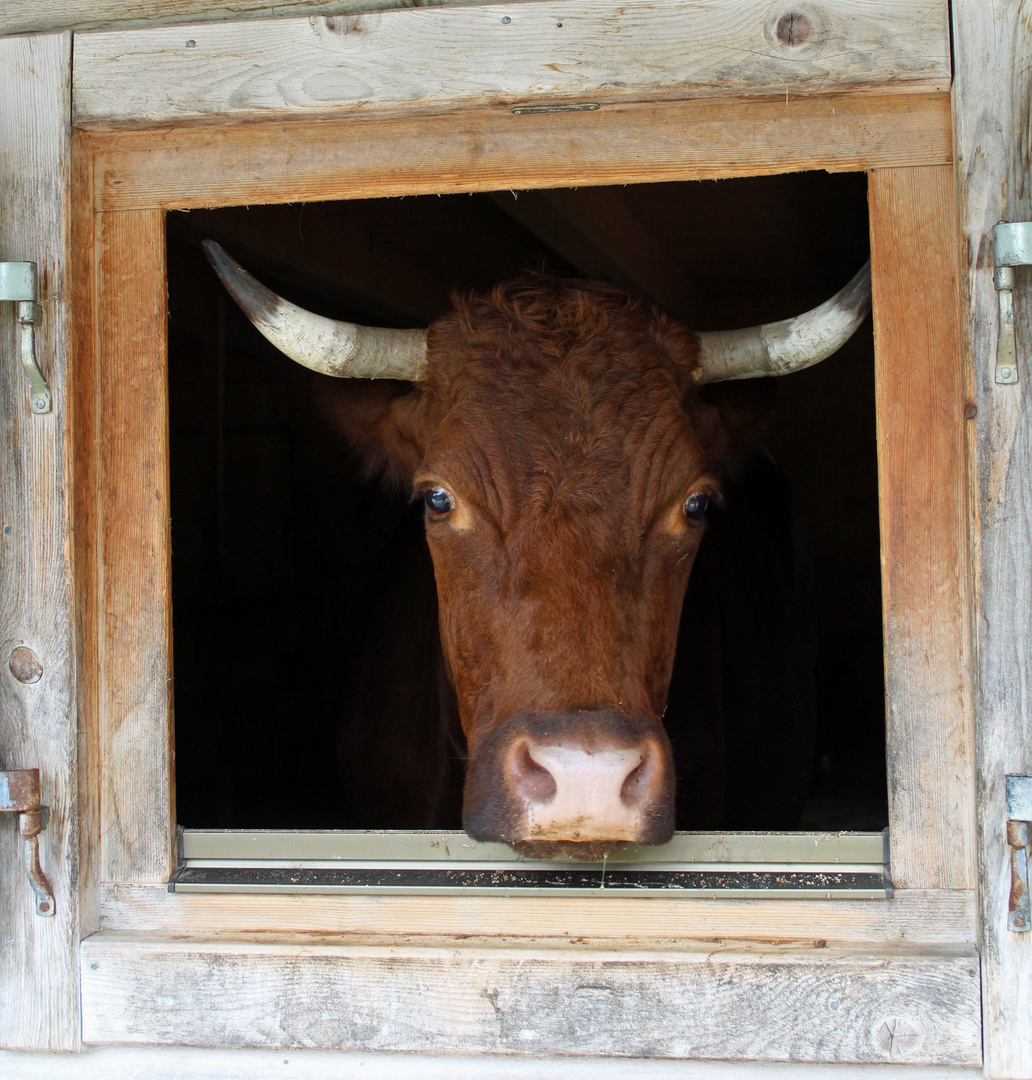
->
[952,0,1032,1076]
[71,0,950,127]
[0,1046,991,1080]
[0,33,82,1052]
[79,936,982,1064]
[2,0,516,37]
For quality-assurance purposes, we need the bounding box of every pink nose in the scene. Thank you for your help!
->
[508,739,661,842]
[462,710,676,851]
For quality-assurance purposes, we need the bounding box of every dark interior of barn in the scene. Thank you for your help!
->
[165,171,887,834]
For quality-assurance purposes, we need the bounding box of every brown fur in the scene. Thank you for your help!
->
[325,276,733,849]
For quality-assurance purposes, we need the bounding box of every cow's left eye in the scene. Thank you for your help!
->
[683,493,709,522]
[424,487,455,517]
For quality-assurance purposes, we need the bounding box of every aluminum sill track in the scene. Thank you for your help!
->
[170,829,891,899]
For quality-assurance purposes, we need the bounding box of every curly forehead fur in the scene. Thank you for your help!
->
[425,274,699,398]
[321,274,723,490]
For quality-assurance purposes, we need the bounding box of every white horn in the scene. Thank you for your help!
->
[694,262,871,384]
[202,240,428,381]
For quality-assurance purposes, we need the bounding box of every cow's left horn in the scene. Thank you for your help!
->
[202,240,428,380]
[693,262,871,384]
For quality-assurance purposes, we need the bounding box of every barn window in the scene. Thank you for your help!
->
[160,174,889,895]
[67,10,979,1057]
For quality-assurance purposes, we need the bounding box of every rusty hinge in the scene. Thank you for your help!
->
[0,261,52,413]
[1006,774,1031,932]
[0,769,55,916]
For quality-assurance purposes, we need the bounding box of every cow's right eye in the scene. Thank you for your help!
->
[424,487,455,517]
[683,492,709,522]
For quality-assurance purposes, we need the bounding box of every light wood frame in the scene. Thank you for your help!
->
[67,91,981,1063]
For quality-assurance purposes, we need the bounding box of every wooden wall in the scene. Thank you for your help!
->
[0,33,82,1050]
[953,1,1032,1076]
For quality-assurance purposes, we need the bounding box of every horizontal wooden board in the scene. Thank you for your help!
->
[101,884,977,947]
[88,91,953,212]
[2,0,493,37]
[0,1046,990,1080]
[79,935,982,1064]
[71,0,950,128]
[0,1045,988,1079]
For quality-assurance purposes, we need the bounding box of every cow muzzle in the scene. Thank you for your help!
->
[463,710,675,858]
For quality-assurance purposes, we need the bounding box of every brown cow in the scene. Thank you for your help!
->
[203,241,870,858]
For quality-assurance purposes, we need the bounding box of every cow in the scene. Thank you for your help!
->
[203,240,870,859]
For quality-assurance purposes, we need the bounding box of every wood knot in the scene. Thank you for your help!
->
[775,12,813,45]
[873,1017,923,1058]
[318,15,363,36]
[9,646,42,684]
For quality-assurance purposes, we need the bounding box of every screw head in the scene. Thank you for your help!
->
[1001,366,1014,380]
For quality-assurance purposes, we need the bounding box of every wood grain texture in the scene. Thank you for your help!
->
[87,91,953,213]
[2,0,496,37]
[101,883,978,947]
[71,0,951,129]
[868,166,976,893]
[79,935,982,1064]
[0,1045,990,1080]
[72,130,103,954]
[96,210,176,884]
[0,32,82,1052]
[952,0,1032,1075]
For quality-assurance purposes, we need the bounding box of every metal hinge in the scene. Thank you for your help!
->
[0,769,55,916]
[991,222,1032,384]
[0,262,52,413]
[1006,774,1031,932]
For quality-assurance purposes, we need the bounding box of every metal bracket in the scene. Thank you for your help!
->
[0,769,55,916]
[1005,774,1031,932]
[0,261,52,413]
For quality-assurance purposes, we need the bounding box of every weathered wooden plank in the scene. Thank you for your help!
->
[88,91,953,213]
[2,0,510,38]
[80,935,982,1064]
[952,0,1032,1075]
[71,0,951,129]
[72,129,103,958]
[868,166,976,893]
[0,32,82,1052]
[96,210,176,884]
[0,1045,990,1080]
[0,1045,988,1080]
[101,883,978,947]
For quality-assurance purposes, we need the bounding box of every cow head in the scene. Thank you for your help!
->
[203,241,870,858]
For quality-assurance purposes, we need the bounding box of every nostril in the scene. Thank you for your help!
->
[621,760,644,803]
[620,746,656,806]
[511,742,557,804]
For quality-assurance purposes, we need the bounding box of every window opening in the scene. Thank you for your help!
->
[166,173,885,873]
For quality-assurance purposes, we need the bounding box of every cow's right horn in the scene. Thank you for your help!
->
[693,262,871,384]
[202,240,428,381]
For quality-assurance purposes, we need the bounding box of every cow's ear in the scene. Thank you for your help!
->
[318,378,432,487]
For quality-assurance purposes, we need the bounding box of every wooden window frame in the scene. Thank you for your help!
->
[65,6,979,1064]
